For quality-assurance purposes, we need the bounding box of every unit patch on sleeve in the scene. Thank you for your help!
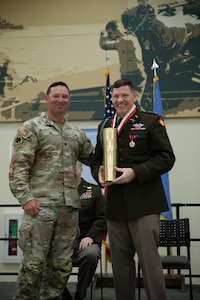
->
[14,136,23,145]
[158,117,165,127]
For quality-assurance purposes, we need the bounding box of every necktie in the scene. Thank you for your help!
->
[115,117,122,128]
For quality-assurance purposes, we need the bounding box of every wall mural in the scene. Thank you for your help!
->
[0,0,200,122]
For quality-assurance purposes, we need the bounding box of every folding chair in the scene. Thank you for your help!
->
[138,218,193,300]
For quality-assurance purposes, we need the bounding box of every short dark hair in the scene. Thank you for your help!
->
[46,81,70,95]
[112,79,135,90]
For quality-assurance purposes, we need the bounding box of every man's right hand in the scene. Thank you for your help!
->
[23,199,40,216]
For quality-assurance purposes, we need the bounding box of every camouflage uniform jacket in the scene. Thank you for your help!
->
[9,112,94,208]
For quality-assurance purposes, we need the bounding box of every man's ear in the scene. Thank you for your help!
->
[45,95,48,103]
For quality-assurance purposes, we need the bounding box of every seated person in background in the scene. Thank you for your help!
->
[62,161,107,300]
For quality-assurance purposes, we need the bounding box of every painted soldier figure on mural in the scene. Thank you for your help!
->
[0,0,200,122]
[119,0,200,112]
[0,59,11,95]
[99,20,146,105]
[121,0,200,93]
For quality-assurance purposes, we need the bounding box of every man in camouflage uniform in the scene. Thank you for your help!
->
[9,81,94,300]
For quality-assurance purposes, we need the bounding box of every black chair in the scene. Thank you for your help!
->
[71,254,103,300]
[138,218,193,300]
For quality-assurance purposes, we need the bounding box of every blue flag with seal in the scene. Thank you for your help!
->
[153,75,173,220]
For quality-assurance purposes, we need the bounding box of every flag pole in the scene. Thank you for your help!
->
[104,54,110,108]
[106,52,110,69]
[151,59,174,271]
[151,58,173,221]
[103,52,115,273]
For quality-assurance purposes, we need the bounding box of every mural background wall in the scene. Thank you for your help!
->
[0,0,200,122]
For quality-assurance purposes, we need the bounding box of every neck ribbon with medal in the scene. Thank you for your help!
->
[111,104,137,148]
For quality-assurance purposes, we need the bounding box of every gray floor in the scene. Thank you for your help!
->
[0,282,200,300]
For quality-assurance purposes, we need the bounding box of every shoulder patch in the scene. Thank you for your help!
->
[18,126,30,136]
[158,117,165,127]
[14,136,23,145]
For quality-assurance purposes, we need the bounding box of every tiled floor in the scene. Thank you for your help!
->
[1,282,200,300]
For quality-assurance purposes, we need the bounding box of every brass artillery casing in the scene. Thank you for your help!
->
[103,127,117,181]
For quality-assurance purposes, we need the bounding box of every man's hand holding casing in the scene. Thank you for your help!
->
[112,167,136,184]
[98,166,136,186]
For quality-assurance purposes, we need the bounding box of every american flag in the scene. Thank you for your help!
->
[102,68,115,270]
[104,68,115,119]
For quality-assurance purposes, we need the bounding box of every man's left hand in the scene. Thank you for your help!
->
[112,167,136,184]
[79,237,93,250]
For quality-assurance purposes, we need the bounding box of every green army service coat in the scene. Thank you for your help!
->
[91,108,175,221]
[76,178,107,247]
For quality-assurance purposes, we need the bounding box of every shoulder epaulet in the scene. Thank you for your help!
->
[142,110,157,116]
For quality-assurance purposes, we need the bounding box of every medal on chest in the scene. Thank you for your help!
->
[129,135,136,148]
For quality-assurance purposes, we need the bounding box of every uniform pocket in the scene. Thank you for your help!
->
[18,222,33,251]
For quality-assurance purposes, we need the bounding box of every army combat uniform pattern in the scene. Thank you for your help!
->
[9,112,94,300]
[92,108,175,221]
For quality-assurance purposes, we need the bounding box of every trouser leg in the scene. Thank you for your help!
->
[15,207,78,300]
[14,259,44,300]
[75,244,100,298]
[107,220,136,300]
[14,210,51,300]
[40,207,78,300]
[130,214,167,300]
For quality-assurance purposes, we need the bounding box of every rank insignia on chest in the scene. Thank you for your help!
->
[80,190,93,199]
[130,123,146,130]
